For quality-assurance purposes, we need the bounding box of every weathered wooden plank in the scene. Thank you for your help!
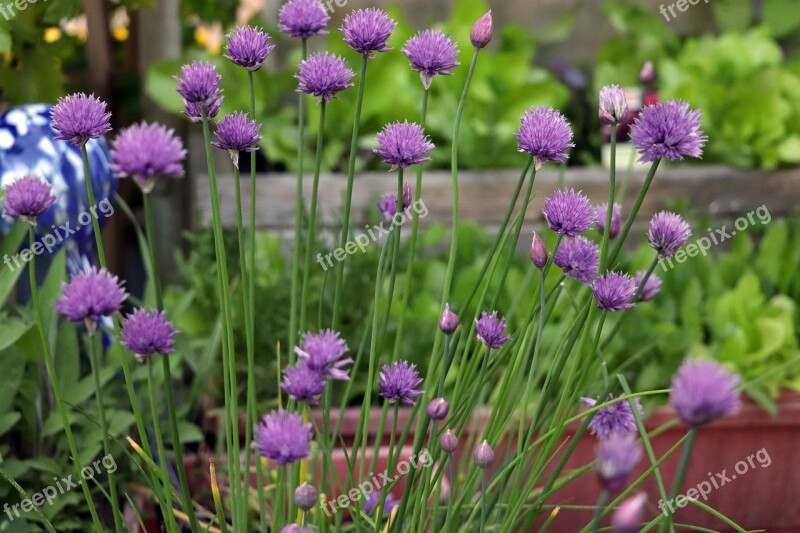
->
[194,165,800,230]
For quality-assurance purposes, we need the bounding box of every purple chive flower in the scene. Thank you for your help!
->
[376,182,412,219]
[630,100,707,163]
[599,85,630,126]
[224,26,275,71]
[341,8,396,56]
[121,308,178,362]
[175,61,223,110]
[473,440,494,469]
[554,236,600,284]
[55,267,127,334]
[295,52,355,103]
[543,188,595,237]
[439,303,459,335]
[294,483,318,512]
[612,493,647,533]
[184,98,222,123]
[281,362,325,403]
[211,112,262,167]
[516,107,575,167]
[470,11,493,49]
[364,491,398,515]
[279,0,330,38]
[647,211,691,258]
[402,30,460,89]
[475,311,511,349]
[670,360,741,427]
[110,122,187,193]
[295,329,352,381]
[2,175,56,224]
[253,410,312,465]
[530,232,548,269]
[596,202,621,239]
[440,429,458,453]
[378,360,424,405]
[581,394,643,439]
[596,434,642,492]
[51,93,112,146]
[427,398,450,421]
[374,121,434,171]
[593,271,636,312]
[633,271,662,302]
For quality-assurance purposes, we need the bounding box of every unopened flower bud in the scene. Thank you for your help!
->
[470,11,492,49]
[440,429,458,453]
[612,493,647,533]
[530,232,547,269]
[639,61,655,85]
[472,440,494,469]
[427,397,450,421]
[294,482,318,512]
[439,303,459,335]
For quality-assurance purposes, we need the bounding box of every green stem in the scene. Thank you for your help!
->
[290,37,309,354]
[86,333,123,533]
[589,490,609,533]
[299,101,327,333]
[332,53,369,329]
[479,470,488,533]
[661,428,698,532]
[80,146,106,267]
[200,110,241,527]
[608,158,661,267]
[147,357,178,532]
[28,227,103,530]
[598,124,617,274]
[247,68,268,532]
[143,193,200,533]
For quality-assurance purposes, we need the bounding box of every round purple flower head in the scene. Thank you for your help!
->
[253,410,312,465]
[224,26,275,72]
[377,182,412,219]
[581,394,643,439]
[554,236,600,284]
[593,271,636,312]
[516,107,574,168]
[374,121,434,171]
[378,360,424,405]
[121,308,178,362]
[595,434,642,492]
[211,112,262,167]
[598,85,630,126]
[175,62,223,117]
[282,362,325,404]
[402,30,460,89]
[633,271,661,302]
[279,0,330,39]
[670,360,741,427]
[51,93,112,147]
[110,122,187,193]
[341,8,396,56]
[2,175,56,224]
[364,491,398,515]
[475,311,511,349]
[55,267,127,335]
[543,188,595,237]
[630,100,707,163]
[647,211,691,258]
[295,52,355,103]
[596,202,621,239]
[295,329,352,381]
